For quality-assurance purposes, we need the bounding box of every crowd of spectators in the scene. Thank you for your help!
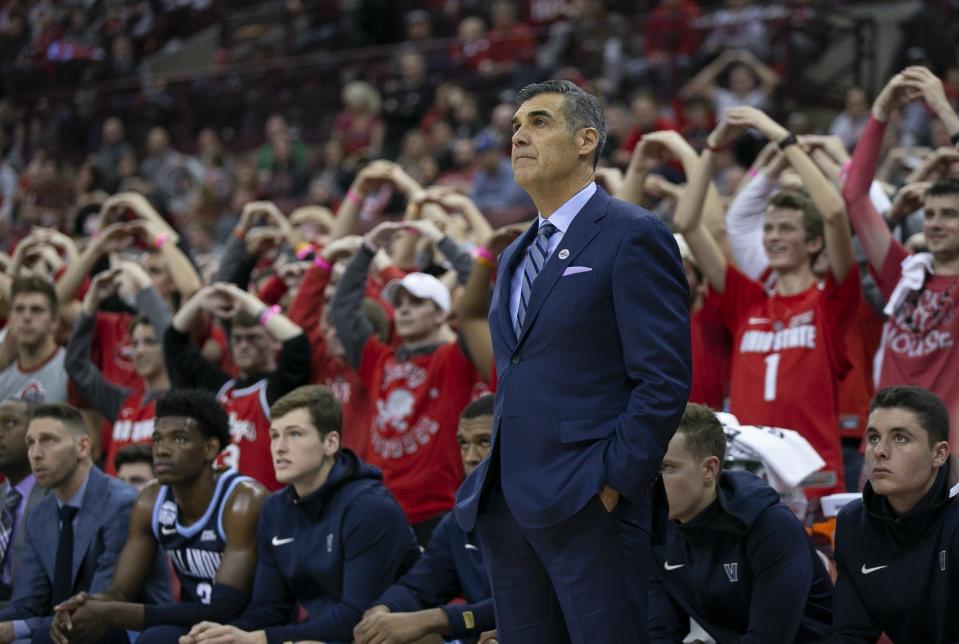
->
[0,0,957,641]
[5,0,955,258]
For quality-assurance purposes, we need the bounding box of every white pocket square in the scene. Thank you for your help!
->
[562,266,592,276]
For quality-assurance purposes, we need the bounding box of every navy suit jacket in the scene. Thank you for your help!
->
[456,186,691,530]
[0,466,170,635]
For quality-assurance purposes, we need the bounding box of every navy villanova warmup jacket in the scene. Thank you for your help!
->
[648,470,833,643]
[231,449,420,644]
[832,459,959,643]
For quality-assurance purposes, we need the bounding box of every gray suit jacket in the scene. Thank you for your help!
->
[0,466,170,635]
[0,478,48,603]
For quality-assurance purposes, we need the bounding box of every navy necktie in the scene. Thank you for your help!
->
[515,221,558,336]
[0,487,22,568]
[52,505,79,604]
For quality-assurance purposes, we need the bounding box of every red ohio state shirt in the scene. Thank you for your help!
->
[359,339,491,524]
[104,391,156,475]
[722,264,860,497]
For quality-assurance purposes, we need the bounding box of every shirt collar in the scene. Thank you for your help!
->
[13,473,35,499]
[537,181,597,234]
[57,469,91,510]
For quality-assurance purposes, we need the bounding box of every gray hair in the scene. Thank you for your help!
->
[515,80,607,168]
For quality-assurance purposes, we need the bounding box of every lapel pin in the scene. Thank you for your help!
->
[558,249,569,260]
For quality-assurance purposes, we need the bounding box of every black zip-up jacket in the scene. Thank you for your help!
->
[649,470,833,643]
[832,460,959,643]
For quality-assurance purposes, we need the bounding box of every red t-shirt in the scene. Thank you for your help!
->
[104,391,156,475]
[722,265,860,497]
[875,243,959,447]
[689,289,731,410]
[215,379,281,491]
[358,339,490,524]
[92,312,141,392]
[286,263,402,461]
[837,294,883,441]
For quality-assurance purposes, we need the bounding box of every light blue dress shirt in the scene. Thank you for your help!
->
[509,182,597,330]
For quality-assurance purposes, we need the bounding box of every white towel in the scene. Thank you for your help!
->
[723,424,826,492]
[883,252,934,316]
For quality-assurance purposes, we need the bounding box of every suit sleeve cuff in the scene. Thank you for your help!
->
[13,620,30,638]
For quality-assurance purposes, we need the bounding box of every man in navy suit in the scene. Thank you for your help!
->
[0,403,169,644]
[455,80,691,643]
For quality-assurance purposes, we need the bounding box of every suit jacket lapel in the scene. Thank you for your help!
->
[516,188,609,345]
[12,481,47,565]
[71,468,103,584]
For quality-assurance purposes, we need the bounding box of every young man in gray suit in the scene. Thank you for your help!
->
[0,399,47,606]
[0,403,169,643]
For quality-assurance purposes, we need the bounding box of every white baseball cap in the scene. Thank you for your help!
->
[383,272,451,313]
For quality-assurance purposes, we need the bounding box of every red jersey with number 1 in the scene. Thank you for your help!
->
[721,265,860,496]
[104,391,157,475]
[214,379,280,491]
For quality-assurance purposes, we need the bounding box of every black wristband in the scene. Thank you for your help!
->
[777,132,798,150]
[951,131,959,146]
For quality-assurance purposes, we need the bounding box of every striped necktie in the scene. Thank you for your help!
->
[516,221,558,336]
[0,487,22,568]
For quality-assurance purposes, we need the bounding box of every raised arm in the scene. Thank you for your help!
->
[165,286,233,391]
[460,224,525,382]
[640,130,727,238]
[617,136,658,205]
[725,145,783,279]
[842,72,921,273]
[734,49,780,94]
[329,161,401,241]
[130,219,201,301]
[672,122,739,294]
[331,223,406,369]
[429,188,494,244]
[65,270,130,423]
[680,50,736,100]
[727,106,854,283]
[54,222,129,307]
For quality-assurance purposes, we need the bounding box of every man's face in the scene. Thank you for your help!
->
[846,88,868,117]
[0,400,30,474]
[26,417,85,490]
[511,93,584,191]
[152,416,216,485]
[117,461,154,491]
[393,290,444,343]
[729,65,756,94]
[865,407,945,498]
[9,292,55,350]
[131,323,164,379]
[456,415,492,477]
[230,325,275,374]
[660,433,709,523]
[270,408,335,486]
[142,252,173,297]
[922,194,959,261]
[762,207,819,272]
